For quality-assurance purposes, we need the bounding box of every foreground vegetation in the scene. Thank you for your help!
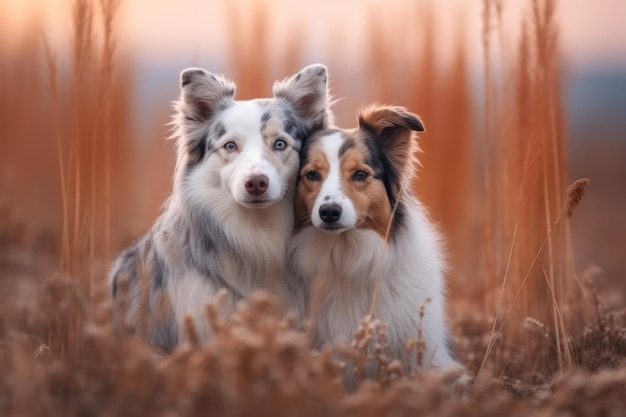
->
[0,264,625,416]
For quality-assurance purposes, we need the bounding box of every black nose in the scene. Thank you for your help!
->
[319,203,342,223]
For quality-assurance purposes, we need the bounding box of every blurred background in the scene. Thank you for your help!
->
[1,0,625,362]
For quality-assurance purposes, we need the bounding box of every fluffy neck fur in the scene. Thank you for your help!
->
[160,184,295,298]
[290,197,457,371]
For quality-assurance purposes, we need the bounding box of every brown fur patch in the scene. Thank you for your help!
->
[295,141,329,230]
[339,137,392,238]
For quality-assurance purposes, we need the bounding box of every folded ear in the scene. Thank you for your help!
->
[179,68,235,122]
[273,63,332,131]
[358,105,425,194]
[358,105,425,136]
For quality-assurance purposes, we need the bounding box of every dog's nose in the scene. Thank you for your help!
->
[244,174,269,195]
[319,203,342,223]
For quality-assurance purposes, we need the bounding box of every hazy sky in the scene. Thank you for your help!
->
[3,0,626,72]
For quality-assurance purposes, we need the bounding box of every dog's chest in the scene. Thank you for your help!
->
[221,232,288,293]
[296,228,432,349]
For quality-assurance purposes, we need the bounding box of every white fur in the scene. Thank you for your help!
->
[291,201,462,382]
[310,133,358,231]
[223,102,293,205]
[159,198,295,339]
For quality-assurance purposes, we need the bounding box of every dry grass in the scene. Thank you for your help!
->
[469,0,579,379]
[1,275,625,416]
[0,0,625,415]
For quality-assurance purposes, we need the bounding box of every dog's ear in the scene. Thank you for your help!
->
[273,64,332,131]
[179,68,235,122]
[174,68,235,165]
[358,105,425,136]
[358,105,425,193]
[359,104,424,155]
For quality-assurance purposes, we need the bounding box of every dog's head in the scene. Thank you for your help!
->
[295,105,424,238]
[173,64,331,209]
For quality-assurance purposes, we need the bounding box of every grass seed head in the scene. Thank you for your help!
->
[565,178,590,218]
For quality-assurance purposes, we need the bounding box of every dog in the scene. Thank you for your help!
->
[110,64,332,350]
[288,105,465,384]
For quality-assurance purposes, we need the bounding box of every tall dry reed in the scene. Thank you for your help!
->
[47,0,133,285]
[1,0,135,344]
[477,0,589,376]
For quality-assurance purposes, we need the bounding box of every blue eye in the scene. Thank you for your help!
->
[224,142,237,152]
[305,171,320,181]
[274,138,287,151]
[353,170,369,181]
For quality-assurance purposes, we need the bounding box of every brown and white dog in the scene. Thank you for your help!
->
[288,105,465,384]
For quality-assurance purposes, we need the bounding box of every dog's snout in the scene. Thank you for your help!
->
[319,203,342,223]
[244,174,269,195]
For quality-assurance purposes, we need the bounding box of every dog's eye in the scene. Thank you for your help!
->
[224,141,238,152]
[305,171,320,181]
[353,170,369,181]
[274,138,287,151]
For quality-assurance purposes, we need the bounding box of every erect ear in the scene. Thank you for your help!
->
[172,68,235,166]
[179,68,235,122]
[358,105,425,188]
[273,63,332,131]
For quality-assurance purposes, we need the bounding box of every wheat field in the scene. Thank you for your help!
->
[1,0,625,415]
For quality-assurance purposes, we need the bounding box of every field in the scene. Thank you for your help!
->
[1,0,625,415]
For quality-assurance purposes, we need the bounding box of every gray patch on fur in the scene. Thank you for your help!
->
[110,243,139,296]
[277,102,312,143]
[186,132,208,166]
[338,138,355,157]
[109,241,179,351]
[214,121,226,139]
[181,69,206,87]
[149,297,178,352]
[445,335,460,362]
[260,110,271,131]
[152,251,166,290]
